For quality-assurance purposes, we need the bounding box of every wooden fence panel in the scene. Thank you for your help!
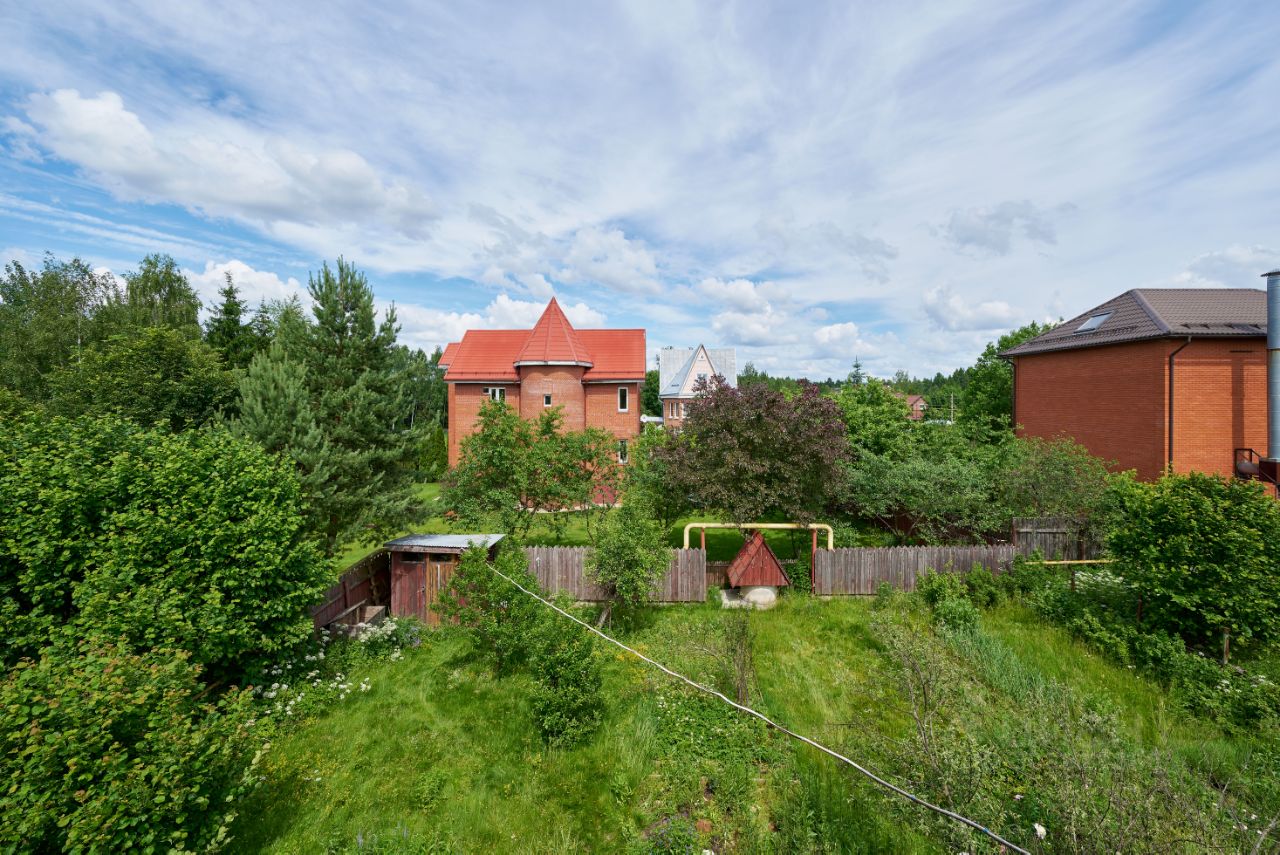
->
[524,546,706,602]
[312,549,390,627]
[812,544,1017,596]
[1012,516,1103,561]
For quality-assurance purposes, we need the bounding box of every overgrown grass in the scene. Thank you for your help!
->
[235,595,1279,853]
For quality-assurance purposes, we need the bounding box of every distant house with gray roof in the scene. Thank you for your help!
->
[658,344,737,428]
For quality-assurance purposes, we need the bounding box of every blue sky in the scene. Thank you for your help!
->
[2,1,1278,377]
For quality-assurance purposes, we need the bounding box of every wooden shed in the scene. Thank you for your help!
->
[384,534,504,626]
[726,531,790,589]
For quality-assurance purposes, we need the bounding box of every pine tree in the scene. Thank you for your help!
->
[239,258,422,556]
[203,274,258,369]
[235,342,334,538]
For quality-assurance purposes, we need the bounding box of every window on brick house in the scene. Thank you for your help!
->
[617,386,629,412]
[617,439,629,464]
[484,387,505,402]
[544,394,552,407]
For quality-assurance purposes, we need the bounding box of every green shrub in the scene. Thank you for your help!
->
[0,414,327,679]
[934,596,980,633]
[529,606,604,746]
[1107,472,1280,648]
[788,556,813,595]
[434,543,543,674]
[0,640,259,852]
[961,566,1003,607]
[916,570,966,607]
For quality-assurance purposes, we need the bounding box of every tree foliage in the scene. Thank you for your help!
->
[587,500,671,615]
[659,379,849,524]
[47,327,238,431]
[834,380,913,460]
[957,321,1047,438]
[1106,472,1280,648]
[623,425,691,532]
[434,544,545,674]
[442,401,620,540]
[642,368,661,416]
[111,252,202,335]
[0,413,327,678]
[0,254,119,401]
[0,640,257,853]
[204,273,262,369]
[236,258,422,555]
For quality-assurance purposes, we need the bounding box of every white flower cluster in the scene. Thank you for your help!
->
[354,618,399,644]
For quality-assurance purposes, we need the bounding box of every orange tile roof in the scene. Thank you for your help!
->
[515,298,592,366]
[439,341,459,368]
[443,331,526,381]
[442,299,646,382]
[580,329,645,381]
[726,531,791,588]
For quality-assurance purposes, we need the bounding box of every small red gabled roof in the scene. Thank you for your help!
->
[515,298,593,366]
[439,342,459,369]
[726,531,791,588]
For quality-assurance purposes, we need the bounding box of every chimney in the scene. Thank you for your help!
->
[1267,270,1280,461]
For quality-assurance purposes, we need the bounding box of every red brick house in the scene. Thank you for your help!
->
[1002,288,1267,481]
[439,299,645,468]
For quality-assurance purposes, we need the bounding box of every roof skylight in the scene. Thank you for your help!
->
[1076,312,1112,333]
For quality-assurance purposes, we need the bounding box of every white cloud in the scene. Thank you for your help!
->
[18,89,435,247]
[1174,244,1280,288]
[185,259,306,309]
[695,277,771,312]
[391,293,606,354]
[559,227,659,294]
[936,201,1071,256]
[923,285,1021,332]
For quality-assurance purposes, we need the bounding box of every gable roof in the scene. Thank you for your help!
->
[442,299,645,382]
[515,298,593,366]
[726,531,791,588]
[1003,288,1266,357]
[439,341,459,369]
[658,344,737,397]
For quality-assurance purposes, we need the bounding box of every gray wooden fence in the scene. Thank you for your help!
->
[525,546,707,602]
[812,544,1017,596]
[1012,516,1103,561]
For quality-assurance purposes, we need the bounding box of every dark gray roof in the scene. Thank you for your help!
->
[384,534,504,553]
[1002,288,1266,357]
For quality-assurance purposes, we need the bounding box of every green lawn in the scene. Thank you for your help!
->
[233,597,1275,853]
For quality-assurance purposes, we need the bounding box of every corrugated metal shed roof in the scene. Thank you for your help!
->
[384,534,505,553]
[1003,288,1266,357]
[726,531,791,588]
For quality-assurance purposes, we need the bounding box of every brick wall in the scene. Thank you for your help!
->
[447,382,522,468]
[447,376,640,468]
[518,366,587,430]
[1013,337,1267,481]
[1170,339,1266,478]
[585,382,641,441]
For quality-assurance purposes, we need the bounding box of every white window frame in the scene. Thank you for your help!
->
[484,387,506,403]
[617,386,629,412]
[617,439,629,464]
[543,393,552,407]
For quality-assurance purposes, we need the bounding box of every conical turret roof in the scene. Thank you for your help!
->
[515,298,593,366]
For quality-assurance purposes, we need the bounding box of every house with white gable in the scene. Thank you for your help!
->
[657,344,737,428]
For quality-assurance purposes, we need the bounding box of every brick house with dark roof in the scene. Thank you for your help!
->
[439,299,645,468]
[1002,288,1267,481]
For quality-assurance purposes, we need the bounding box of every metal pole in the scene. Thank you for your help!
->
[1264,271,1280,460]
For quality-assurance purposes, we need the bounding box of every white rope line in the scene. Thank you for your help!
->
[485,563,1031,855]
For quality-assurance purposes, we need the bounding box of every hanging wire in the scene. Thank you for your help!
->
[484,561,1031,855]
